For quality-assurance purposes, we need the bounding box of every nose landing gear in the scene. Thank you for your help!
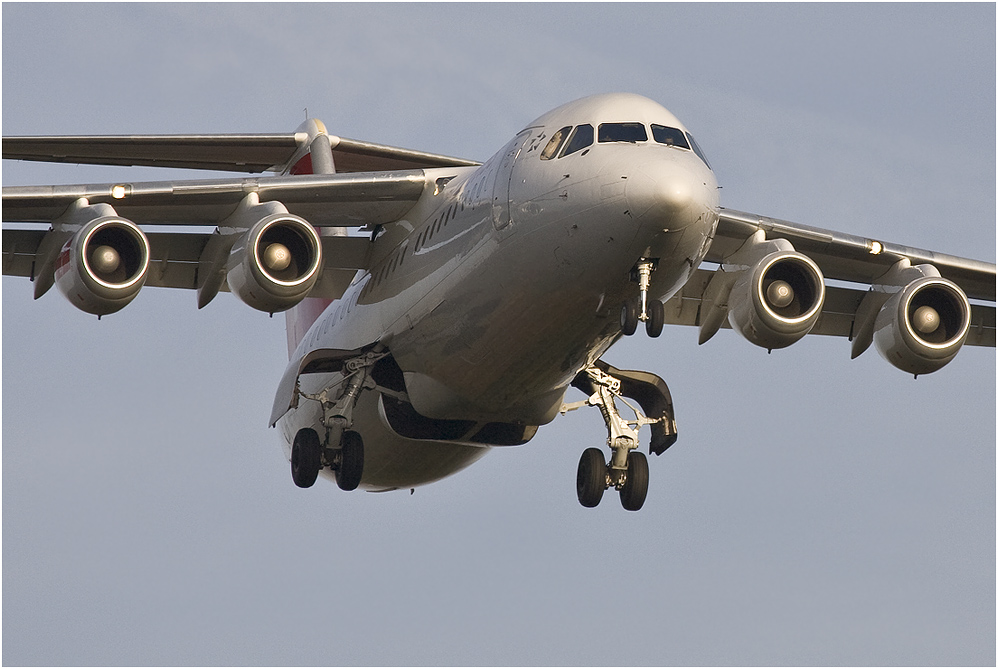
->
[562,363,677,511]
[620,259,665,338]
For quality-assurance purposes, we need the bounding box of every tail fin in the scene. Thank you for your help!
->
[282,116,345,359]
[277,118,336,176]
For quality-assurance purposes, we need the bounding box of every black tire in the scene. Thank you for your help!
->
[646,299,665,338]
[291,428,321,488]
[335,430,364,491]
[619,451,649,511]
[577,447,607,508]
[620,299,639,336]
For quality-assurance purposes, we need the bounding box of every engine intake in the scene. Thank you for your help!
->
[873,276,970,375]
[54,217,150,315]
[727,251,825,349]
[226,214,322,313]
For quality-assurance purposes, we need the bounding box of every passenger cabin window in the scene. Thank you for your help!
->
[561,124,594,156]
[598,122,647,143]
[686,132,712,170]
[651,124,690,149]
[541,126,572,160]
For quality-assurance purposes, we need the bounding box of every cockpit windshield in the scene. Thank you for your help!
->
[598,122,647,143]
[651,124,690,149]
[562,124,594,156]
[540,126,572,160]
[540,120,712,171]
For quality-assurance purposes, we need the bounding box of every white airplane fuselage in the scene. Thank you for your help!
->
[276,94,719,490]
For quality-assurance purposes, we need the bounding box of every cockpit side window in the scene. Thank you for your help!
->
[651,124,690,149]
[561,124,594,157]
[685,132,712,170]
[540,126,572,160]
[598,122,648,143]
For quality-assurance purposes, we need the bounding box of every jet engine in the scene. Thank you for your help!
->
[727,251,825,349]
[54,216,150,316]
[873,276,970,375]
[225,213,322,313]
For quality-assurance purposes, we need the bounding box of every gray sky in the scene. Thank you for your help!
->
[2,4,994,665]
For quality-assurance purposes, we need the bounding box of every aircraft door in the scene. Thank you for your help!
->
[491,130,533,235]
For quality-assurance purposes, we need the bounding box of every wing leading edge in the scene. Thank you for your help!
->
[1,171,429,227]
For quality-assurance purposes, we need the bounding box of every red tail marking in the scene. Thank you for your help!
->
[290,153,313,176]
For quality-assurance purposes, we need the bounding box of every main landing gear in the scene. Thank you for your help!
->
[620,259,665,338]
[290,350,388,491]
[291,427,364,491]
[562,362,678,511]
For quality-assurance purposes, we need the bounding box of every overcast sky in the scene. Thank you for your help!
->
[2,3,994,666]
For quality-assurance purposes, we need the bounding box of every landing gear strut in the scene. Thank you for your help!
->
[291,350,388,490]
[563,362,678,511]
[621,259,665,338]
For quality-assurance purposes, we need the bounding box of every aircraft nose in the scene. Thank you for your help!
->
[625,161,711,229]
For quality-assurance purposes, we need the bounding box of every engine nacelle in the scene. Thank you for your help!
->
[225,213,322,313]
[54,216,150,316]
[873,276,970,375]
[727,251,825,349]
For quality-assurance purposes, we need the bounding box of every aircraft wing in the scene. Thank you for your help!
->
[666,208,996,348]
[2,134,481,173]
[2,170,432,304]
[709,209,996,302]
[1,125,482,310]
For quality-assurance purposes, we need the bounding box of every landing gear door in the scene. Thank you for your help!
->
[491,129,533,234]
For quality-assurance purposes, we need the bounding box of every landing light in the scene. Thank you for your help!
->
[111,184,130,199]
[869,240,883,255]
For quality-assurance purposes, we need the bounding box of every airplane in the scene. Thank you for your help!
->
[3,92,995,511]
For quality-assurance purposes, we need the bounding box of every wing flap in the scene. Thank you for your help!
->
[1,228,46,279]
